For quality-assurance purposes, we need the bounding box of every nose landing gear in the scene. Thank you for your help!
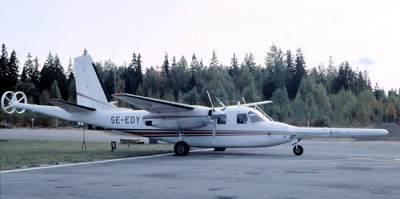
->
[293,145,304,156]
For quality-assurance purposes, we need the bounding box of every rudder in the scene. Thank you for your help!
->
[74,55,116,110]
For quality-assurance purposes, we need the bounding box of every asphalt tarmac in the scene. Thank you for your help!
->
[0,128,149,143]
[1,137,399,199]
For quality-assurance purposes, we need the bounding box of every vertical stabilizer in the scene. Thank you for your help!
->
[74,56,116,110]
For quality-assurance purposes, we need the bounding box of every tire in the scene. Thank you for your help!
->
[293,145,304,156]
[174,141,190,156]
[214,147,226,151]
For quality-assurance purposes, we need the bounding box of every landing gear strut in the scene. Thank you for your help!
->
[174,141,190,156]
[293,145,304,156]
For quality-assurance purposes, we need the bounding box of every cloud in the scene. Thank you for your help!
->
[355,57,377,66]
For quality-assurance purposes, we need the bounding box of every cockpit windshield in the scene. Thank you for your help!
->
[248,111,266,123]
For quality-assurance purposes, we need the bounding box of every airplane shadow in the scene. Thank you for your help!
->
[187,148,295,160]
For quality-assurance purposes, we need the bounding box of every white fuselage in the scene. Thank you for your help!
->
[14,102,293,148]
[89,106,293,148]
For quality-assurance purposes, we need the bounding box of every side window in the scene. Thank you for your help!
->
[217,115,227,124]
[237,114,248,124]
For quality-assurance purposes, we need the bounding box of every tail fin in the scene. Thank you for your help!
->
[74,56,116,110]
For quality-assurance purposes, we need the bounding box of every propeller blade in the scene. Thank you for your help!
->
[215,97,227,111]
[207,91,214,110]
[212,118,217,143]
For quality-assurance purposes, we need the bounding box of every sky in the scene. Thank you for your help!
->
[1,0,399,91]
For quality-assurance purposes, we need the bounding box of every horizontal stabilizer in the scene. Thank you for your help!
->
[50,99,96,113]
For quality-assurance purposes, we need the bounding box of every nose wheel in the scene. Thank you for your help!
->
[293,145,304,156]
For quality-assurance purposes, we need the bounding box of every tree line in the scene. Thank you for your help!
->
[1,43,399,128]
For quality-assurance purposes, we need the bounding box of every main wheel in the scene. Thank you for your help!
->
[293,145,304,156]
[174,141,190,156]
[214,147,226,151]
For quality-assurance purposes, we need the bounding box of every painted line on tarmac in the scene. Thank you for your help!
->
[348,157,372,160]
[1,149,212,174]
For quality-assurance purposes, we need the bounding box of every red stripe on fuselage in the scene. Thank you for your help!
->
[123,130,289,137]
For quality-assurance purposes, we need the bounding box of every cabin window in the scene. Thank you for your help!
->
[217,115,227,124]
[248,111,263,123]
[237,114,248,124]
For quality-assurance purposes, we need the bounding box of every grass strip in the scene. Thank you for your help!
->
[0,139,173,171]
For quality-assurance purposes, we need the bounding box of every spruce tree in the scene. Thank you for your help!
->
[21,53,33,83]
[134,54,143,92]
[292,48,306,98]
[0,44,9,95]
[125,53,137,94]
[50,80,61,99]
[2,50,20,93]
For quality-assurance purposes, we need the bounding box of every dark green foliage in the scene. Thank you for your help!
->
[66,58,76,103]
[263,45,286,99]
[292,48,306,99]
[0,46,19,95]
[50,80,61,99]
[39,53,68,100]
[124,53,137,94]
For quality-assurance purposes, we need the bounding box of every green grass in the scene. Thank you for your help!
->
[0,139,173,171]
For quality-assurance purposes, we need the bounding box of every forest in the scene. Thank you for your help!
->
[1,43,399,128]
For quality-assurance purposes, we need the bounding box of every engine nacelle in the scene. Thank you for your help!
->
[143,107,213,130]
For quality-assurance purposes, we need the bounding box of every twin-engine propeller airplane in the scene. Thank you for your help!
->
[1,55,388,156]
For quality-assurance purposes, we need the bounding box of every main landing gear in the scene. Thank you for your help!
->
[174,130,190,156]
[174,141,190,156]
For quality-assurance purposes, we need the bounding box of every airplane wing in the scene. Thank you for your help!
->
[240,100,272,107]
[50,99,96,113]
[112,93,195,113]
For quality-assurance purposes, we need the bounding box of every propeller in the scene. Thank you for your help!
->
[1,91,27,114]
[207,91,225,143]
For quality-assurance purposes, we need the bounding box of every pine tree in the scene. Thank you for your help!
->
[0,44,9,95]
[162,53,169,75]
[50,80,61,99]
[292,48,306,98]
[21,53,33,83]
[268,87,290,121]
[263,45,285,99]
[1,50,20,93]
[243,53,256,72]
[188,54,204,91]
[210,50,220,69]
[66,58,76,102]
[229,53,239,77]
[54,55,68,99]
[134,54,143,91]
[285,50,296,99]
[39,53,68,100]
[125,53,137,94]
